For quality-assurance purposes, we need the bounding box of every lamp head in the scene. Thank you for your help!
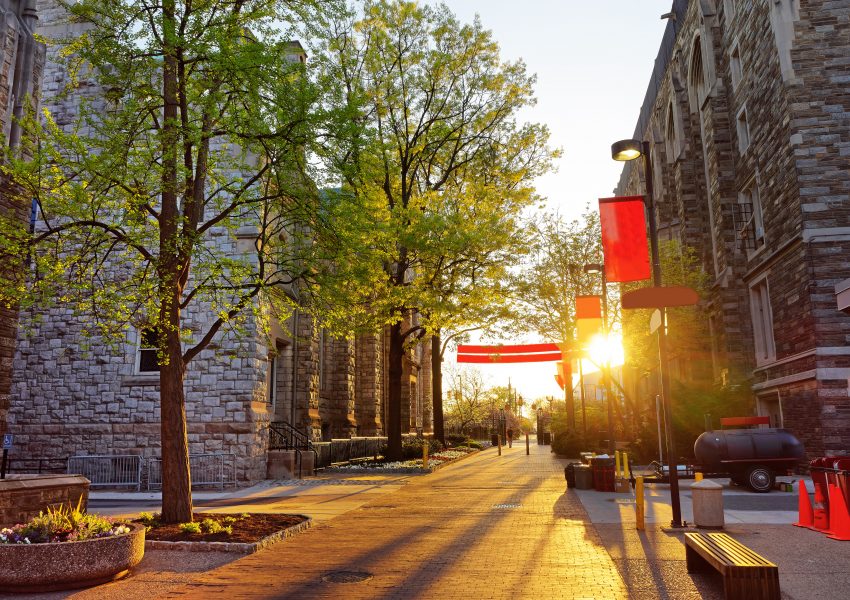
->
[583,263,604,275]
[611,139,643,161]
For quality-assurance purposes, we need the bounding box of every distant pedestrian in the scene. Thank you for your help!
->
[507,428,514,448]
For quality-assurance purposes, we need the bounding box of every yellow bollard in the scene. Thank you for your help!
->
[695,472,703,482]
[615,451,621,478]
[623,452,630,479]
[423,442,429,470]
[497,435,502,456]
[635,476,645,531]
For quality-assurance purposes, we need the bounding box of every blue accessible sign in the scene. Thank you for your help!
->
[2,434,12,450]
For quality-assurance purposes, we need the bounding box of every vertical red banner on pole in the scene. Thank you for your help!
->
[598,196,651,283]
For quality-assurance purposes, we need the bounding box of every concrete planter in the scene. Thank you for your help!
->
[0,522,145,593]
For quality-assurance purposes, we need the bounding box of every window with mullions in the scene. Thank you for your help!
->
[137,328,159,373]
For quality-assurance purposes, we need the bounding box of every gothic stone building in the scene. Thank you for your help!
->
[0,0,43,437]
[617,0,850,457]
[3,1,432,483]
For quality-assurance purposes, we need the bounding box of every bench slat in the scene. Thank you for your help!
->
[685,532,780,600]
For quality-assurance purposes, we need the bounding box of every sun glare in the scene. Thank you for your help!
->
[588,333,625,368]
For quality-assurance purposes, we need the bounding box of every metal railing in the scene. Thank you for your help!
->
[147,453,235,491]
[67,455,143,491]
[269,421,316,478]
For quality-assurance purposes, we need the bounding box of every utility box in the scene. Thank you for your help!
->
[691,479,724,528]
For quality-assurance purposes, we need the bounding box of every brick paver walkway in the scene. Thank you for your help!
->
[168,442,627,599]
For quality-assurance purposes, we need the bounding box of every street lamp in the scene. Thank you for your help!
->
[583,263,615,455]
[611,138,683,528]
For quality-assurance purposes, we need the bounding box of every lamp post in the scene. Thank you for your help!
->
[584,262,615,455]
[611,138,682,528]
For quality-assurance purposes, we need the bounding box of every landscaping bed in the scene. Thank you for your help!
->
[326,446,480,473]
[139,512,307,544]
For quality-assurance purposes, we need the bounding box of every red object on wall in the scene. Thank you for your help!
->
[719,416,771,427]
[598,196,651,283]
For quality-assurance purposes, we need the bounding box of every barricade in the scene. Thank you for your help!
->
[793,480,814,529]
[802,457,850,541]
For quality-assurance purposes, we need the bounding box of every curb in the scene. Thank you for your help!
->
[144,516,312,554]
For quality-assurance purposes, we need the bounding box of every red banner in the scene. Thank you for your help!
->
[598,196,651,283]
[575,296,602,319]
[456,343,560,355]
[457,352,563,364]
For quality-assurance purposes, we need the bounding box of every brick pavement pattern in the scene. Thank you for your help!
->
[167,443,628,599]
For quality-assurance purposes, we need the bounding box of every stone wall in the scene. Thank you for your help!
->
[0,474,88,526]
[0,1,45,435]
[617,0,850,457]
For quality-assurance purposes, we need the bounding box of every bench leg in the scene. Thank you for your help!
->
[723,569,781,600]
[685,545,710,574]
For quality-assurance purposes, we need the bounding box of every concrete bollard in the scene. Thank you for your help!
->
[691,479,724,528]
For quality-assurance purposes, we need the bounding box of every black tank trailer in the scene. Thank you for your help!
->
[692,428,805,492]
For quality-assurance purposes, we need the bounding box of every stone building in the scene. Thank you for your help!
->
[616,0,850,457]
[2,1,432,482]
[0,0,43,436]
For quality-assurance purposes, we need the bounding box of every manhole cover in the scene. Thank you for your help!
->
[322,571,373,584]
[492,503,522,509]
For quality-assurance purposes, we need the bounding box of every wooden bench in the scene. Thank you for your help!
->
[684,532,779,600]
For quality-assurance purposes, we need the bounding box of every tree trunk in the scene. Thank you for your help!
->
[565,375,575,430]
[431,333,444,446]
[159,289,193,523]
[386,321,404,461]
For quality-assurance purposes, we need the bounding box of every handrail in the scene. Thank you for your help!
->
[269,421,315,478]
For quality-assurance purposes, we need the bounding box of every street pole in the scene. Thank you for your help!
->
[579,360,587,437]
[601,273,615,455]
[642,141,682,528]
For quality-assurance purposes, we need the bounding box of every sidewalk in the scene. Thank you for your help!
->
[161,442,627,599]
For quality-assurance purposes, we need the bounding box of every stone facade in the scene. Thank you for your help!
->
[0,1,44,436]
[617,0,850,457]
[2,2,432,483]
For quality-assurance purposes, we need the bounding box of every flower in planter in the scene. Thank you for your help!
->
[0,500,131,545]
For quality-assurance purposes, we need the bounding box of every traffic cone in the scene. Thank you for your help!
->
[813,482,830,532]
[827,483,850,541]
[794,480,814,529]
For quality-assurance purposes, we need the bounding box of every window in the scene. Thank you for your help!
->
[736,106,750,153]
[758,392,783,428]
[137,328,159,373]
[750,278,776,364]
[665,103,680,162]
[730,43,743,89]
[688,37,707,111]
[266,353,277,408]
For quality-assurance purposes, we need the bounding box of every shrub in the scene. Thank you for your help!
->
[380,437,444,460]
[179,522,202,534]
[551,430,587,458]
[445,433,467,446]
[463,440,483,450]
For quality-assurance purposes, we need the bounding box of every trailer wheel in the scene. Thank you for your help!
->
[747,466,774,493]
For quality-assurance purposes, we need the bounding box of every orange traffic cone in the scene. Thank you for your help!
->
[827,483,850,541]
[813,482,830,532]
[794,480,814,529]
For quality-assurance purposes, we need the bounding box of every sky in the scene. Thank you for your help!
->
[426,1,674,406]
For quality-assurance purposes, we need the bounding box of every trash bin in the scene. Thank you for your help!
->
[591,457,615,492]
[491,434,499,447]
[543,432,552,445]
[574,465,592,489]
[565,463,576,488]
[691,479,724,528]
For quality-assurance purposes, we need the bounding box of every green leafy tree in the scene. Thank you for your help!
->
[314,1,555,460]
[0,0,342,522]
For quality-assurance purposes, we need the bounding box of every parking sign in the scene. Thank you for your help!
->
[2,434,11,450]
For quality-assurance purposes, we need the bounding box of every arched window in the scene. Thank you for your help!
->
[665,102,680,161]
[688,36,707,111]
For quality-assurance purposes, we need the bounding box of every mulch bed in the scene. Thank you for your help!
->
[139,513,307,544]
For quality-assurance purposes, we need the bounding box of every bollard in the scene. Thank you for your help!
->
[497,435,502,456]
[423,443,429,470]
[695,472,703,482]
[623,452,630,479]
[526,432,530,455]
[635,476,645,531]
[615,451,621,478]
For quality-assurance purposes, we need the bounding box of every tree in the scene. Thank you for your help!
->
[445,367,490,434]
[0,0,341,522]
[314,0,554,460]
